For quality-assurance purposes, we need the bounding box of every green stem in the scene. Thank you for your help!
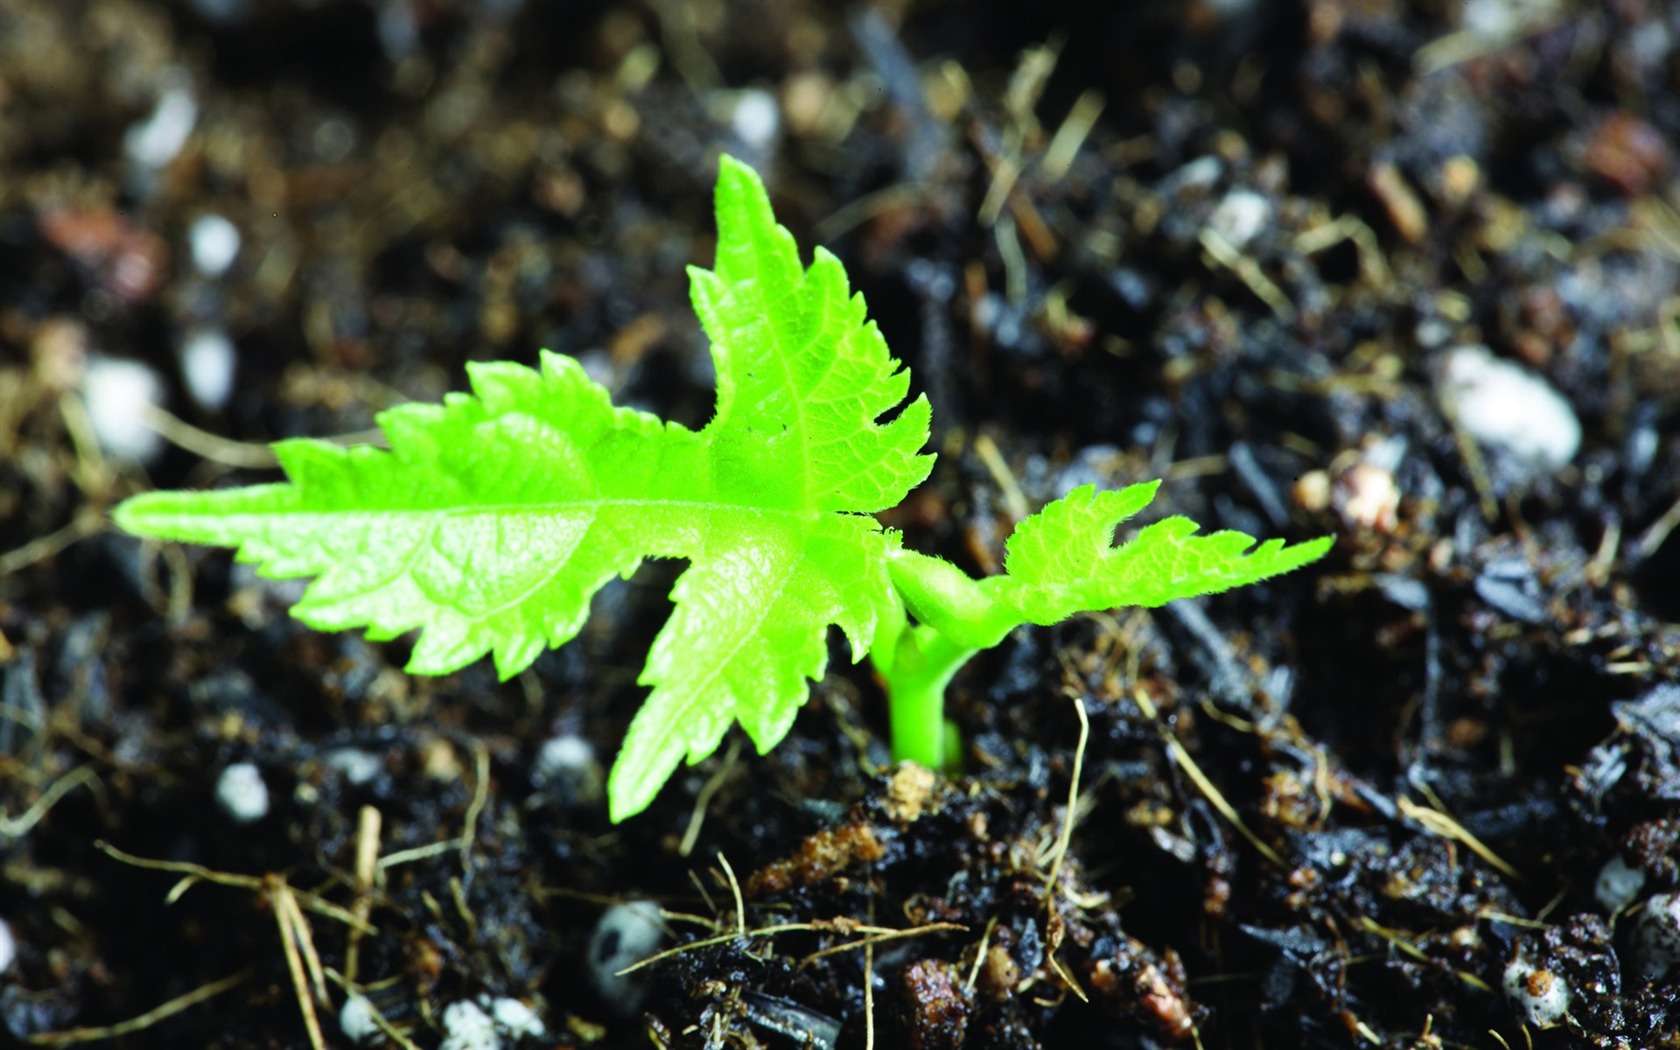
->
[882,625,978,771]
[873,546,1022,771]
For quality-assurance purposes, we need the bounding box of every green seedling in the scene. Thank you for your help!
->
[115,157,1330,821]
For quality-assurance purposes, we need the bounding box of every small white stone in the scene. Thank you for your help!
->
[188,214,241,277]
[215,762,270,824]
[1434,344,1580,473]
[338,995,379,1044]
[1162,156,1223,194]
[486,996,545,1040]
[179,327,236,410]
[533,734,602,803]
[1594,854,1646,913]
[1206,189,1271,249]
[440,999,500,1050]
[589,900,665,1014]
[1461,0,1517,36]
[1502,954,1571,1028]
[535,734,594,780]
[1461,0,1557,39]
[0,917,15,974]
[731,89,781,150]
[323,748,383,786]
[1633,891,1680,982]
[82,355,164,462]
[124,80,198,171]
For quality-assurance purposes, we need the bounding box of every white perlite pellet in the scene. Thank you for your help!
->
[1434,344,1581,473]
[1206,189,1271,250]
[214,761,269,823]
[0,917,16,974]
[486,997,545,1040]
[179,327,236,410]
[1594,853,1646,914]
[82,356,164,462]
[1502,953,1571,1028]
[589,900,665,1013]
[439,999,498,1050]
[338,994,379,1044]
[1632,891,1680,982]
[188,214,240,276]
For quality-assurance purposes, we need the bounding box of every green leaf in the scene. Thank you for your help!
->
[114,156,933,822]
[692,159,932,512]
[982,482,1332,624]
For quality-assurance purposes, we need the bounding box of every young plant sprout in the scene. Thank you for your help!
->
[115,156,1331,821]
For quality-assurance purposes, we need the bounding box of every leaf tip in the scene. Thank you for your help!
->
[712,153,770,216]
[714,151,758,186]
[109,494,145,535]
[1294,534,1336,564]
[606,759,660,824]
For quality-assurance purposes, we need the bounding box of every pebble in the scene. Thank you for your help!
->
[534,732,603,804]
[406,995,547,1050]
[179,327,236,410]
[486,997,546,1041]
[1502,953,1571,1028]
[589,900,665,1014]
[338,995,379,1044]
[323,747,383,787]
[731,89,781,151]
[1161,155,1223,195]
[535,733,595,780]
[82,355,164,462]
[188,214,241,277]
[1631,891,1680,982]
[124,76,198,172]
[1433,344,1580,473]
[439,999,499,1050]
[215,761,270,824]
[1460,0,1545,39]
[1594,854,1645,913]
[1206,189,1271,249]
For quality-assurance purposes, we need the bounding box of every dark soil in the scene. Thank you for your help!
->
[4,1,1680,1047]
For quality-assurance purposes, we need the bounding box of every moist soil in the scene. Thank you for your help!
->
[4,1,1680,1048]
